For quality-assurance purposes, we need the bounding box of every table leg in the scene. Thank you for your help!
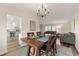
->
[35,48,40,56]
[27,46,31,56]
[45,50,48,56]
[33,48,35,55]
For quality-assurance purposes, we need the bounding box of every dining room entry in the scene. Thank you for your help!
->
[7,14,22,52]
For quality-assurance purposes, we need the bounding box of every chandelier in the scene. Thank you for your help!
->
[37,4,49,18]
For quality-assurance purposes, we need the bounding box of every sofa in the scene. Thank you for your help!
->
[60,32,75,45]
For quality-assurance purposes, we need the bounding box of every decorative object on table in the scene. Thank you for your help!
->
[31,35,39,39]
[39,37,48,42]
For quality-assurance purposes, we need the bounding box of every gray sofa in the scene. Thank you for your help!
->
[60,32,75,45]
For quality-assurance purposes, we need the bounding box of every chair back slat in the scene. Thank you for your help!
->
[46,35,57,51]
[36,32,41,36]
[27,32,34,37]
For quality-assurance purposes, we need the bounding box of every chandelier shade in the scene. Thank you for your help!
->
[37,4,49,18]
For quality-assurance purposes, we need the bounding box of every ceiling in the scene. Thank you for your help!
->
[0,3,78,21]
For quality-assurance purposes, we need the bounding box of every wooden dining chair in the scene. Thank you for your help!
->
[36,32,41,36]
[44,31,56,35]
[27,32,34,37]
[51,35,58,56]
[39,36,57,56]
[27,38,35,56]
[27,32,35,56]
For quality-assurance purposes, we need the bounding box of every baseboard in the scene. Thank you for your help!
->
[0,51,8,56]
[74,46,79,54]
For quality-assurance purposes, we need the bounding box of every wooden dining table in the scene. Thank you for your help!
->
[22,37,48,56]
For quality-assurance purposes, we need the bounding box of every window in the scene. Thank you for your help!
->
[45,26,51,31]
[45,25,57,31]
[42,24,62,33]
[52,26,56,31]
[45,26,48,31]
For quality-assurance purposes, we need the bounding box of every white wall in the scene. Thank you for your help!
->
[62,5,79,52]
[0,5,40,55]
[40,14,70,25]
[61,20,74,33]
[74,6,79,52]
[40,17,73,33]
[40,14,73,33]
[0,6,7,55]
[75,19,79,52]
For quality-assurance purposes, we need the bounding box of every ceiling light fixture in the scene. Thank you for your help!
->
[37,3,49,18]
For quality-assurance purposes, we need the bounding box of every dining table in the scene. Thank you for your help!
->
[22,36,49,56]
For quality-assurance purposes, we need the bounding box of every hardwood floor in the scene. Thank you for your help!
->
[7,37,19,53]
[61,42,79,56]
[6,38,79,56]
[71,46,79,56]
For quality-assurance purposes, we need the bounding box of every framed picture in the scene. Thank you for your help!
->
[30,20,36,31]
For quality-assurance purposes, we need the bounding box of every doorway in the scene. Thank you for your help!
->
[7,14,22,52]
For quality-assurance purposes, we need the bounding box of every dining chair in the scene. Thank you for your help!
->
[36,32,41,36]
[44,31,56,35]
[27,38,35,56]
[27,32,34,37]
[51,35,58,56]
[27,32,35,56]
[39,36,57,56]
